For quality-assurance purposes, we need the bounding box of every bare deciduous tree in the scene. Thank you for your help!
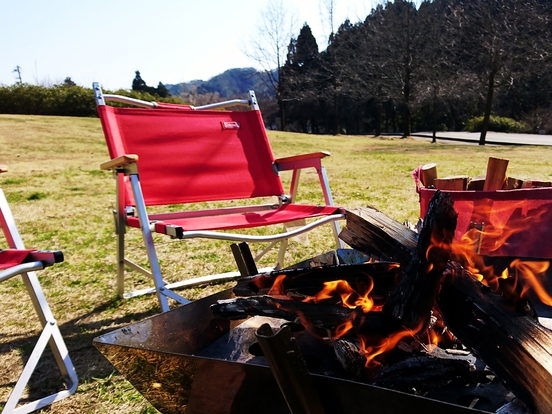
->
[452,0,550,145]
[245,0,297,130]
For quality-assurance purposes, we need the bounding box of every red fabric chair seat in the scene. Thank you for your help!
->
[0,249,35,270]
[126,205,343,234]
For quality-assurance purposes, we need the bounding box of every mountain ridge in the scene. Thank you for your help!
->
[164,67,275,100]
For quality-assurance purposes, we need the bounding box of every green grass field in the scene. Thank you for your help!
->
[0,114,551,413]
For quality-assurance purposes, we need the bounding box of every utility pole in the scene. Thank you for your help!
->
[13,66,22,83]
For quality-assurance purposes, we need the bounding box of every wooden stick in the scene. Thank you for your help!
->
[483,157,509,191]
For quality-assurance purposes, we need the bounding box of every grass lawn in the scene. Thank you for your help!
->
[0,113,551,413]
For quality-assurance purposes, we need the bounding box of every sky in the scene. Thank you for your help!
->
[0,0,377,91]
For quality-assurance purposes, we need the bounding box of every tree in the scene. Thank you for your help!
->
[451,0,551,145]
[62,77,76,87]
[132,71,147,91]
[156,82,170,98]
[282,23,322,133]
[132,71,171,97]
[245,0,297,130]
[415,0,471,142]
[355,1,422,137]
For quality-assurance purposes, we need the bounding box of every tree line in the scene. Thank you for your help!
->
[0,75,182,117]
[265,0,552,144]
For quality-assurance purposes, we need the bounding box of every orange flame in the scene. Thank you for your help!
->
[449,199,552,305]
[509,259,552,304]
[268,275,287,296]
[359,322,423,368]
[304,278,375,313]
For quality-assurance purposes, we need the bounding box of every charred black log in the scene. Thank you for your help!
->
[372,354,477,392]
[233,262,400,303]
[333,337,367,378]
[211,295,400,338]
[383,190,457,329]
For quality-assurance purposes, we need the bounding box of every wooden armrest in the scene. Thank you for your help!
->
[275,151,330,164]
[274,151,330,172]
[0,165,8,174]
[101,154,139,171]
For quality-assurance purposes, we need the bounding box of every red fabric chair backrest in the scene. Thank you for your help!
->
[98,105,285,206]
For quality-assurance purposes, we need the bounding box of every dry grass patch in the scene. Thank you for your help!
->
[1,114,552,412]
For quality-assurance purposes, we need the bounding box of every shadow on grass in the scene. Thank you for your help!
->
[0,296,161,410]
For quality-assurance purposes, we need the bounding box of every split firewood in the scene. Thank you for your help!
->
[467,175,486,190]
[383,190,457,330]
[483,157,509,190]
[338,206,417,268]
[433,176,468,191]
[421,163,437,187]
[506,177,524,190]
[438,264,552,414]
[521,180,552,188]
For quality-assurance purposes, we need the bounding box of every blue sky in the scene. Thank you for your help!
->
[0,0,375,90]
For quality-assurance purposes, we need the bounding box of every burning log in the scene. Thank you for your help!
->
[335,192,552,412]
[383,190,457,329]
[211,295,400,338]
[233,262,400,301]
[438,266,552,414]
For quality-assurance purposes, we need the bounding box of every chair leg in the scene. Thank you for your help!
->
[142,230,170,312]
[4,272,78,414]
[276,239,288,270]
[116,216,126,299]
[331,220,345,249]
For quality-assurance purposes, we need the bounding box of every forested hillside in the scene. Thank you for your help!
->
[273,0,552,142]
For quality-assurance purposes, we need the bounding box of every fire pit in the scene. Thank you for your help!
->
[93,250,518,414]
[95,190,552,414]
[94,289,518,414]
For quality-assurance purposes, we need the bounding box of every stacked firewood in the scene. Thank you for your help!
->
[418,157,552,191]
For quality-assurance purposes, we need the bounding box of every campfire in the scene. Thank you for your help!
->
[93,182,552,414]
[212,190,552,414]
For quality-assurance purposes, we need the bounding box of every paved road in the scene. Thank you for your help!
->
[411,131,552,146]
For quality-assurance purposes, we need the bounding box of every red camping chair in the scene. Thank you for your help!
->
[0,169,78,413]
[93,83,345,312]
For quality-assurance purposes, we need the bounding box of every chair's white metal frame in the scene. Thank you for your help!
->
[0,189,78,413]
